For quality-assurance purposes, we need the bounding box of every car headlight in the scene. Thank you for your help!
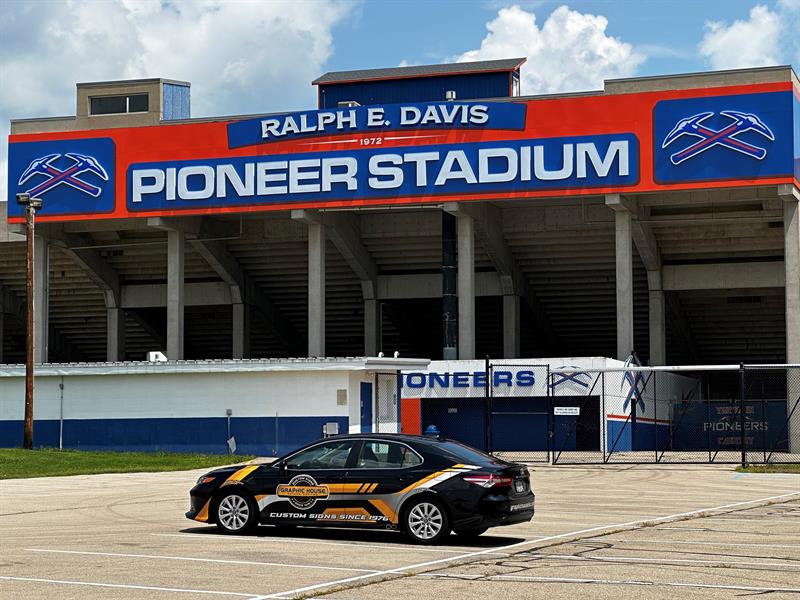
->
[197,475,216,485]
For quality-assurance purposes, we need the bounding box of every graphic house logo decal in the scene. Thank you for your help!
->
[661,111,774,165]
[276,475,329,510]
[18,153,109,198]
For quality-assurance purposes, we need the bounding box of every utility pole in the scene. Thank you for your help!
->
[16,193,43,450]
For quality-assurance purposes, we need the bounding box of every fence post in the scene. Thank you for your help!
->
[484,356,491,453]
[654,371,658,463]
[547,365,553,464]
[602,371,607,463]
[739,363,746,467]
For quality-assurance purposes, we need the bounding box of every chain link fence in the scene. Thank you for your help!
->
[417,362,800,465]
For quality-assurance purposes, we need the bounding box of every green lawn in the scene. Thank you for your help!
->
[0,448,256,479]
[736,463,800,474]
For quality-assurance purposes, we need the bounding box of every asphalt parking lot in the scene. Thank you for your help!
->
[1,463,798,599]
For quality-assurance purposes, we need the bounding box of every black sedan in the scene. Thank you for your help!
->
[186,433,534,543]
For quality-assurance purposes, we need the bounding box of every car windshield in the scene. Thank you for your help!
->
[436,440,509,467]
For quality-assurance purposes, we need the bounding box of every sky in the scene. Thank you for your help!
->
[1,0,799,200]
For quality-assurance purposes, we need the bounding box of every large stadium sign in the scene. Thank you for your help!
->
[7,83,799,222]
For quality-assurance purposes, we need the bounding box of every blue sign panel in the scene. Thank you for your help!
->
[128,133,638,212]
[403,370,537,390]
[7,138,116,217]
[227,101,528,148]
[794,93,800,182]
[671,400,788,451]
[653,91,794,184]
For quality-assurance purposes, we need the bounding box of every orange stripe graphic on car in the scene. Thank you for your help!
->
[222,465,259,485]
[326,483,365,494]
[194,499,212,522]
[368,499,398,524]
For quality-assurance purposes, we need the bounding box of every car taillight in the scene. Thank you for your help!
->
[462,474,513,488]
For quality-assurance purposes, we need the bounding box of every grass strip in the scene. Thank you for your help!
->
[0,448,255,479]
[736,463,800,474]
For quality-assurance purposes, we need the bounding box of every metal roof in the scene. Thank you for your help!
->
[313,57,526,85]
[0,357,431,377]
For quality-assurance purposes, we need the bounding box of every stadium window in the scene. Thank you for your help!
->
[90,93,149,115]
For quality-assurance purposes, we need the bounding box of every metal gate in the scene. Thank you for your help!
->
[417,362,800,465]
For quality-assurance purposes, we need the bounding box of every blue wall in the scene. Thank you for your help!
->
[319,72,511,108]
[606,419,670,452]
[0,416,348,456]
[162,83,190,120]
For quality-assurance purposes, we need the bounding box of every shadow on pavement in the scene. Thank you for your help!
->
[178,525,523,548]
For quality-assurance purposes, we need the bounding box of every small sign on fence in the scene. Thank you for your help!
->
[554,406,580,416]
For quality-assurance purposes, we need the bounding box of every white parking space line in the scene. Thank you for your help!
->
[481,574,800,594]
[612,538,800,549]
[0,575,260,597]
[263,490,800,599]
[527,553,797,569]
[152,533,519,555]
[26,549,379,573]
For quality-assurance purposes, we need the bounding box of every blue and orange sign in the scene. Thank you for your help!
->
[6,81,799,223]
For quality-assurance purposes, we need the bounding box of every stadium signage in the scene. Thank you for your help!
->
[403,370,536,390]
[6,84,797,222]
[226,102,527,148]
[128,135,636,210]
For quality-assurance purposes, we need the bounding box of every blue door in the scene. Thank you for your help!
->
[360,382,373,433]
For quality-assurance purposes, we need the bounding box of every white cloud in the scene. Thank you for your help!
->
[456,5,644,96]
[699,5,782,70]
[0,0,354,201]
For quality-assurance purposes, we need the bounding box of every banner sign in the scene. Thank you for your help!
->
[227,102,527,148]
[671,400,788,451]
[127,134,637,212]
[653,91,794,184]
[6,82,798,222]
[8,138,116,218]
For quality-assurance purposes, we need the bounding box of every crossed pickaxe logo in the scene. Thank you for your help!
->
[18,152,109,198]
[550,366,592,391]
[662,110,774,165]
[621,354,646,413]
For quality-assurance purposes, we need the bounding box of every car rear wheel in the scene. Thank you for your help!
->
[454,526,488,538]
[403,497,449,544]
[215,490,258,534]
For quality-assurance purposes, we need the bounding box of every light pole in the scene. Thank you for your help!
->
[16,192,43,450]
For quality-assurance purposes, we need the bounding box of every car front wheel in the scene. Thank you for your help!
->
[215,490,258,534]
[403,497,449,544]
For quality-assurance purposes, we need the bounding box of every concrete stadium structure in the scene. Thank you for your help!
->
[1,60,799,370]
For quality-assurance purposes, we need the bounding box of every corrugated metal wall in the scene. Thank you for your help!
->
[162,83,191,120]
[319,72,511,108]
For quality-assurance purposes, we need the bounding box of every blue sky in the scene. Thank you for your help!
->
[329,0,798,80]
[1,0,799,198]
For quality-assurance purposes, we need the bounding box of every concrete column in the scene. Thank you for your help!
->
[364,298,381,357]
[503,294,520,358]
[167,230,184,360]
[781,186,800,454]
[784,192,800,364]
[648,270,666,365]
[33,235,49,363]
[615,209,634,361]
[308,222,326,357]
[457,214,475,359]
[232,303,250,359]
[106,307,125,362]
